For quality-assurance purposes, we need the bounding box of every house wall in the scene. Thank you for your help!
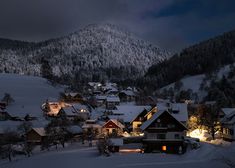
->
[222,125,235,141]
[146,107,157,120]
[132,121,142,132]
[27,131,42,143]
[145,131,184,140]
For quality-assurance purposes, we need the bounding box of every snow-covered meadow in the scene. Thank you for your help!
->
[0,73,64,130]
[0,142,234,168]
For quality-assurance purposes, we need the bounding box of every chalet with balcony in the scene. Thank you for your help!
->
[140,110,187,153]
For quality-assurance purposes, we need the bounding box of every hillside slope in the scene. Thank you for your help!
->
[0,73,64,119]
[146,30,235,88]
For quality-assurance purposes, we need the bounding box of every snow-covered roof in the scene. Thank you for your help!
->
[68,125,83,134]
[82,123,102,129]
[110,105,151,123]
[72,104,89,113]
[221,108,235,116]
[32,127,46,136]
[140,110,187,131]
[157,103,188,122]
[95,95,107,100]
[106,95,120,102]
[221,111,235,125]
[63,106,76,116]
[120,90,135,96]
[103,119,125,129]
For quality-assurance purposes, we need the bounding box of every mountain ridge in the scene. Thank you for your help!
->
[0,23,171,82]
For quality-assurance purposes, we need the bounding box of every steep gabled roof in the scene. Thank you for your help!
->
[221,108,235,116]
[103,119,125,129]
[140,110,187,131]
[130,106,153,124]
[32,128,46,136]
[110,105,151,123]
[157,103,188,122]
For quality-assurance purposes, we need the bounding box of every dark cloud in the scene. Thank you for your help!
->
[0,0,234,52]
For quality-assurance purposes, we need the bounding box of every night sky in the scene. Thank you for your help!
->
[0,0,235,52]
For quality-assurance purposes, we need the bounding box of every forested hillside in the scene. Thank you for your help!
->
[146,30,235,88]
[0,23,170,84]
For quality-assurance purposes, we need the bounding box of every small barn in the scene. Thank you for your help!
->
[26,128,47,144]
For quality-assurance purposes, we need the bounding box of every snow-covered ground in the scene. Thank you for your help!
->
[0,73,64,130]
[0,142,234,168]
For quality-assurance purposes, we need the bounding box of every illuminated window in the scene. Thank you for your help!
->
[162,146,167,151]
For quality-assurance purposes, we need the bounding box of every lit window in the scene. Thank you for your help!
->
[162,146,167,151]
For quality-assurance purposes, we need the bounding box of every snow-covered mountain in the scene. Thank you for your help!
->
[0,23,170,81]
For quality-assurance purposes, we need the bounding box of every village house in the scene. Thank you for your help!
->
[42,98,71,117]
[82,120,102,135]
[140,110,188,153]
[106,95,120,110]
[220,108,235,141]
[62,92,84,103]
[102,82,118,93]
[26,128,47,144]
[60,104,90,121]
[95,95,107,107]
[72,104,90,120]
[108,105,151,130]
[102,119,125,136]
[118,88,136,102]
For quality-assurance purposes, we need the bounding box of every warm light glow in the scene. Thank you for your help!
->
[162,146,167,151]
[119,149,142,153]
[80,109,86,113]
[187,129,209,141]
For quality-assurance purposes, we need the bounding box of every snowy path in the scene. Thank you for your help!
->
[0,143,234,168]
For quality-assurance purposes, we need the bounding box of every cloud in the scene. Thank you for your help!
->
[0,0,234,52]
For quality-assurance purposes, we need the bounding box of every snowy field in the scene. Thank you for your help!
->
[0,142,234,168]
[0,73,64,130]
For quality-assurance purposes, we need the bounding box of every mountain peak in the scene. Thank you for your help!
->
[0,23,171,82]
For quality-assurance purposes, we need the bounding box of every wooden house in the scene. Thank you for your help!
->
[140,110,187,153]
[106,95,120,110]
[26,128,47,144]
[102,119,125,136]
[118,89,136,102]
[63,92,84,103]
[82,120,102,135]
[220,109,235,141]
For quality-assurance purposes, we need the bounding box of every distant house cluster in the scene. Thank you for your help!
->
[1,81,235,156]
